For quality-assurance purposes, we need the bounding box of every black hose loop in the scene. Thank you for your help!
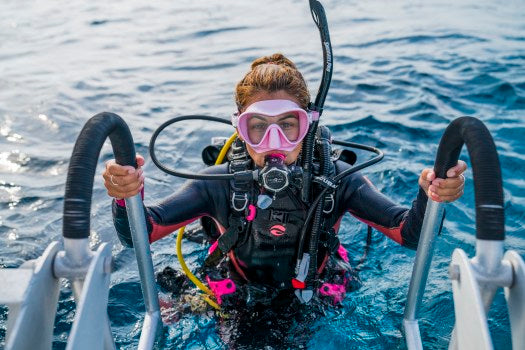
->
[63,112,136,239]
[434,116,504,241]
[149,115,234,180]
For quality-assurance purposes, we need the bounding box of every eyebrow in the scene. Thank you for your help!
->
[277,114,299,122]
[250,114,298,122]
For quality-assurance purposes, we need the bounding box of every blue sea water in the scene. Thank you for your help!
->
[1,0,524,348]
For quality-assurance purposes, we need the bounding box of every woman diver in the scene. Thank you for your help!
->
[102,53,466,309]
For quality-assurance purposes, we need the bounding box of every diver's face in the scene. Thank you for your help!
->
[239,90,304,167]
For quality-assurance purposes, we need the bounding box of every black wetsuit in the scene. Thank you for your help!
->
[113,160,428,295]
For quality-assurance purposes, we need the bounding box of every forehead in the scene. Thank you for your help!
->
[242,91,300,111]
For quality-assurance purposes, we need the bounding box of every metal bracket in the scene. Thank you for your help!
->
[66,243,114,350]
[3,242,61,350]
[450,248,493,350]
[503,250,525,350]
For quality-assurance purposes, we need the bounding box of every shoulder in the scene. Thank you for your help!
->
[198,162,230,175]
[333,160,376,192]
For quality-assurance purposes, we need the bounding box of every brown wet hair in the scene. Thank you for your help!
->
[234,53,310,111]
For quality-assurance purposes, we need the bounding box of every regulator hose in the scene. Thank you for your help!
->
[306,126,335,284]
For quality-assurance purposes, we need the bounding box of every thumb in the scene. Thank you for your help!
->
[419,168,434,190]
[136,154,146,167]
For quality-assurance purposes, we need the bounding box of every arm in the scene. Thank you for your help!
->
[336,160,466,250]
[336,168,426,249]
[107,160,230,247]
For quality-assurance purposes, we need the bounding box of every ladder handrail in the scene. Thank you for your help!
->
[403,116,506,349]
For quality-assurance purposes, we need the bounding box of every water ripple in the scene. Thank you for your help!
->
[343,33,487,49]
[0,0,524,348]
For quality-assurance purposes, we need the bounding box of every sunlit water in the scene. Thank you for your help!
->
[1,0,524,348]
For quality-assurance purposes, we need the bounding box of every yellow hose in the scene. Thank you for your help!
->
[176,132,238,310]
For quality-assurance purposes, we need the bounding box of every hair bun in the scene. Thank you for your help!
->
[251,53,297,70]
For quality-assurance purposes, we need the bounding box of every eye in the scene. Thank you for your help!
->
[250,121,268,131]
[278,116,299,130]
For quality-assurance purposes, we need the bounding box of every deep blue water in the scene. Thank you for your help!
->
[1,0,524,349]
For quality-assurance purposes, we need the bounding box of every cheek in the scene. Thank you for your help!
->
[285,144,303,165]
[245,144,265,167]
[253,156,265,167]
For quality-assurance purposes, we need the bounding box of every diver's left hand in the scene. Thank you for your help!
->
[418,160,467,202]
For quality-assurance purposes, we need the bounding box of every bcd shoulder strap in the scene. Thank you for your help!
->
[205,138,253,267]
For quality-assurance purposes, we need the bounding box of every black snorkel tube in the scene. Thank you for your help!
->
[301,0,333,203]
[291,0,335,302]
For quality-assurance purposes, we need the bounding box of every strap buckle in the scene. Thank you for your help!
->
[323,193,335,214]
[231,192,248,212]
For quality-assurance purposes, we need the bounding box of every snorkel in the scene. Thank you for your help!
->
[292,0,334,303]
[301,0,333,203]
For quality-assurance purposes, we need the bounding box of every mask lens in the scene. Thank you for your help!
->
[245,113,302,144]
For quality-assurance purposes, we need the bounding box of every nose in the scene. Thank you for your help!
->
[267,127,282,149]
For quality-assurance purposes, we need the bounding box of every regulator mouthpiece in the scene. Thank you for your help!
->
[259,154,302,194]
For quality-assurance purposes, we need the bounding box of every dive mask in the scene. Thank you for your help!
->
[231,99,319,153]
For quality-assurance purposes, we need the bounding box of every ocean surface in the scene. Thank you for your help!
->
[1,0,524,348]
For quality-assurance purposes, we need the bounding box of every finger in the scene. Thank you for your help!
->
[433,175,464,190]
[423,168,435,182]
[117,169,143,186]
[106,173,144,190]
[136,154,145,167]
[427,188,442,202]
[106,179,143,193]
[446,160,467,178]
[437,189,464,203]
[106,181,143,199]
[430,183,464,197]
[107,162,137,176]
[419,168,434,190]
[120,184,144,198]
[103,169,143,186]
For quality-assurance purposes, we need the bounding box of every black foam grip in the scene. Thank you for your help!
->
[63,112,136,239]
[434,117,504,241]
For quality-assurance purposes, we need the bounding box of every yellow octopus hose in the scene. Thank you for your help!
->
[176,132,238,310]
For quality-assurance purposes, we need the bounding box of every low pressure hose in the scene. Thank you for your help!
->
[306,126,334,284]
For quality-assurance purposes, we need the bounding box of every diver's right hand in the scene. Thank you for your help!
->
[103,155,145,199]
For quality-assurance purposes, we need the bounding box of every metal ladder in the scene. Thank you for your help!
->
[1,115,523,349]
[403,116,525,350]
[0,112,161,350]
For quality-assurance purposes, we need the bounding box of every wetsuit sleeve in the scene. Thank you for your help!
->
[336,161,429,250]
[112,163,231,247]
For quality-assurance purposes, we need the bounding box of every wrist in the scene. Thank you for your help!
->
[115,187,145,207]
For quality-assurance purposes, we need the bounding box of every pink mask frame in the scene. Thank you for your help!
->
[231,99,319,153]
